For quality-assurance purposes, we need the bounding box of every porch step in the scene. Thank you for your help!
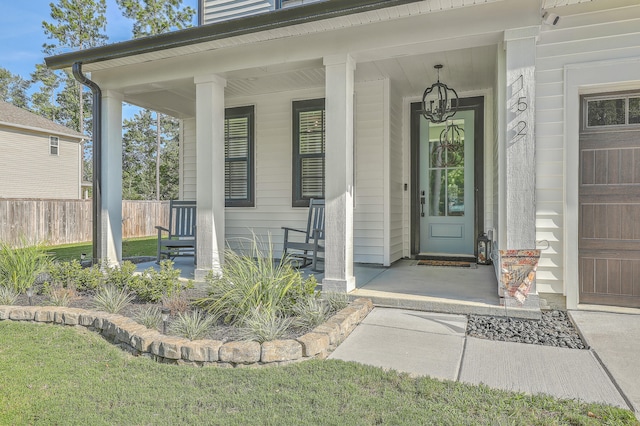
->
[348,288,542,320]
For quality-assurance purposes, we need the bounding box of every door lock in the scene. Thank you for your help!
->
[420,191,426,217]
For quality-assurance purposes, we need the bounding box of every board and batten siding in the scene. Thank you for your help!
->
[180,82,389,264]
[534,4,640,294]
[0,127,81,199]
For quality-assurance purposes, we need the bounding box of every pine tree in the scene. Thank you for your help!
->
[116,0,195,200]
[0,68,31,109]
[42,0,109,183]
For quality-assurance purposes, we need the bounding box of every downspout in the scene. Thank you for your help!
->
[72,62,102,264]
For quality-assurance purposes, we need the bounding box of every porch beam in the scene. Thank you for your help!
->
[100,90,124,265]
[322,54,356,293]
[194,74,227,280]
[503,27,538,249]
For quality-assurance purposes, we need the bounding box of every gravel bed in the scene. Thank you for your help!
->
[466,310,586,349]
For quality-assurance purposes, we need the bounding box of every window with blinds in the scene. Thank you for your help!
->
[292,98,325,207]
[224,105,254,207]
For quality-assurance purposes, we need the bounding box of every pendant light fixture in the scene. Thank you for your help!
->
[422,64,459,123]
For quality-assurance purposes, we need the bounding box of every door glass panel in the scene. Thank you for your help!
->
[447,168,464,216]
[428,119,465,217]
[429,169,446,216]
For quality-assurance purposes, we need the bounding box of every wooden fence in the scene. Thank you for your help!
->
[0,199,169,246]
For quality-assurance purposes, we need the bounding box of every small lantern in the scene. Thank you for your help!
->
[26,287,34,306]
[161,307,170,334]
[477,233,492,265]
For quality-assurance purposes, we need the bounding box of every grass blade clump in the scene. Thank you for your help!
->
[195,236,317,325]
[0,238,51,293]
[0,286,19,305]
[320,291,350,314]
[236,307,294,343]
[93,284,134,314]
[291,297,331,331]
[169,310,216,340]
[135,306,162,330]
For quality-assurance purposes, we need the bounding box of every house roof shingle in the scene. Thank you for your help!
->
[0,100,85,141]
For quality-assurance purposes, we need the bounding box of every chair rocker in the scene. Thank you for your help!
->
[282,198,325,272]
[156,200,197,264]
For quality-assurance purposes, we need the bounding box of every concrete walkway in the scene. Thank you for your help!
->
[330,307,637,415]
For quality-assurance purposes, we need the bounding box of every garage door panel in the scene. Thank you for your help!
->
[581,150,595,184]
[580,239,640,251]
[579,107,640,308]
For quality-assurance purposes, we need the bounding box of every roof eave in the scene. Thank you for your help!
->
[45,0,422,70]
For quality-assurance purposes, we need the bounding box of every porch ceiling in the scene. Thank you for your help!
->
[124,44,496,117]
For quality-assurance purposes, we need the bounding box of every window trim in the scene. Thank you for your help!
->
[49,136,59,156]
[224,105,255,208]
[292,98,325,207]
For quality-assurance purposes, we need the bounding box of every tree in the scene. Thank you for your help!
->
[116,0,195,199]
[0,68,31,109]
[43,0,109,186]
[122,109,179,200]
[30,63,62,122]
[115,0,195,37]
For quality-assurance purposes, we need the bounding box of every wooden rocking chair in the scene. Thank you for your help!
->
[156,200,197,264]
[282,198,325,271]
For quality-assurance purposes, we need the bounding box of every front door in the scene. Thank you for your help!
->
[420,110,474,255]
[411,98,484,257]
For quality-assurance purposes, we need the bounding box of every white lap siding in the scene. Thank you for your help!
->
[535,4,640,294]
[180,82,389,263]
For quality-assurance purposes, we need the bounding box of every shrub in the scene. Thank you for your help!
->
[236,307,294,343]
[135,306,162,330]
[169,310,216,340]
[46,284,79,307]
[93,284,134,314]
[291,296,331,331]
[104,261,138,289]
[0,286,19,305]
[128,260,190,303]
[46,260,103,292]
[0,239,51,293]
[162,293,190,316]
[195,238,318,325]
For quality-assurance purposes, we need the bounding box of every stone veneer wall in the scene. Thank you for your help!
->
[0,298,373,366]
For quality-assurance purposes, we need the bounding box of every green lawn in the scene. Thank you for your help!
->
[45,237,157,261]
[0,322,635,425]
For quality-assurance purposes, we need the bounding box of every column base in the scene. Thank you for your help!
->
[322,276,356,293]
[195,267,221,282]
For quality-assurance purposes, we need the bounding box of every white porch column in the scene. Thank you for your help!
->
[100,90,123,265]
[322,54,356,293]
[194,74,226,280]
[503,27,538,249]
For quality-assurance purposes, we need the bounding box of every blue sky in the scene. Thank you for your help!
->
[0,0,198,80]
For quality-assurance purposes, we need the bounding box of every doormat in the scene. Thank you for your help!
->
[417,259,477,268]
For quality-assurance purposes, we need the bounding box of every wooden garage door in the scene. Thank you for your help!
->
[579,93,640,308]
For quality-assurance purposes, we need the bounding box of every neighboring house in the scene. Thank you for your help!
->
[46,0,640,310]
[0,101,85,199]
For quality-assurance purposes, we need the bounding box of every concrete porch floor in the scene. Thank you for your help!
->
[136,258,540,319]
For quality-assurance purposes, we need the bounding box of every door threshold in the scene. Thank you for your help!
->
[416,253,476,262]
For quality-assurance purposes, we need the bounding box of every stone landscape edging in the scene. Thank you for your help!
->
[0,298,373,366]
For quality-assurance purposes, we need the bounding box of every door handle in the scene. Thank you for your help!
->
[420,192,425,217]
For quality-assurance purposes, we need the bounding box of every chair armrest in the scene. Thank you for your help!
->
[281,226,307,234]
[155,226,170,232]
